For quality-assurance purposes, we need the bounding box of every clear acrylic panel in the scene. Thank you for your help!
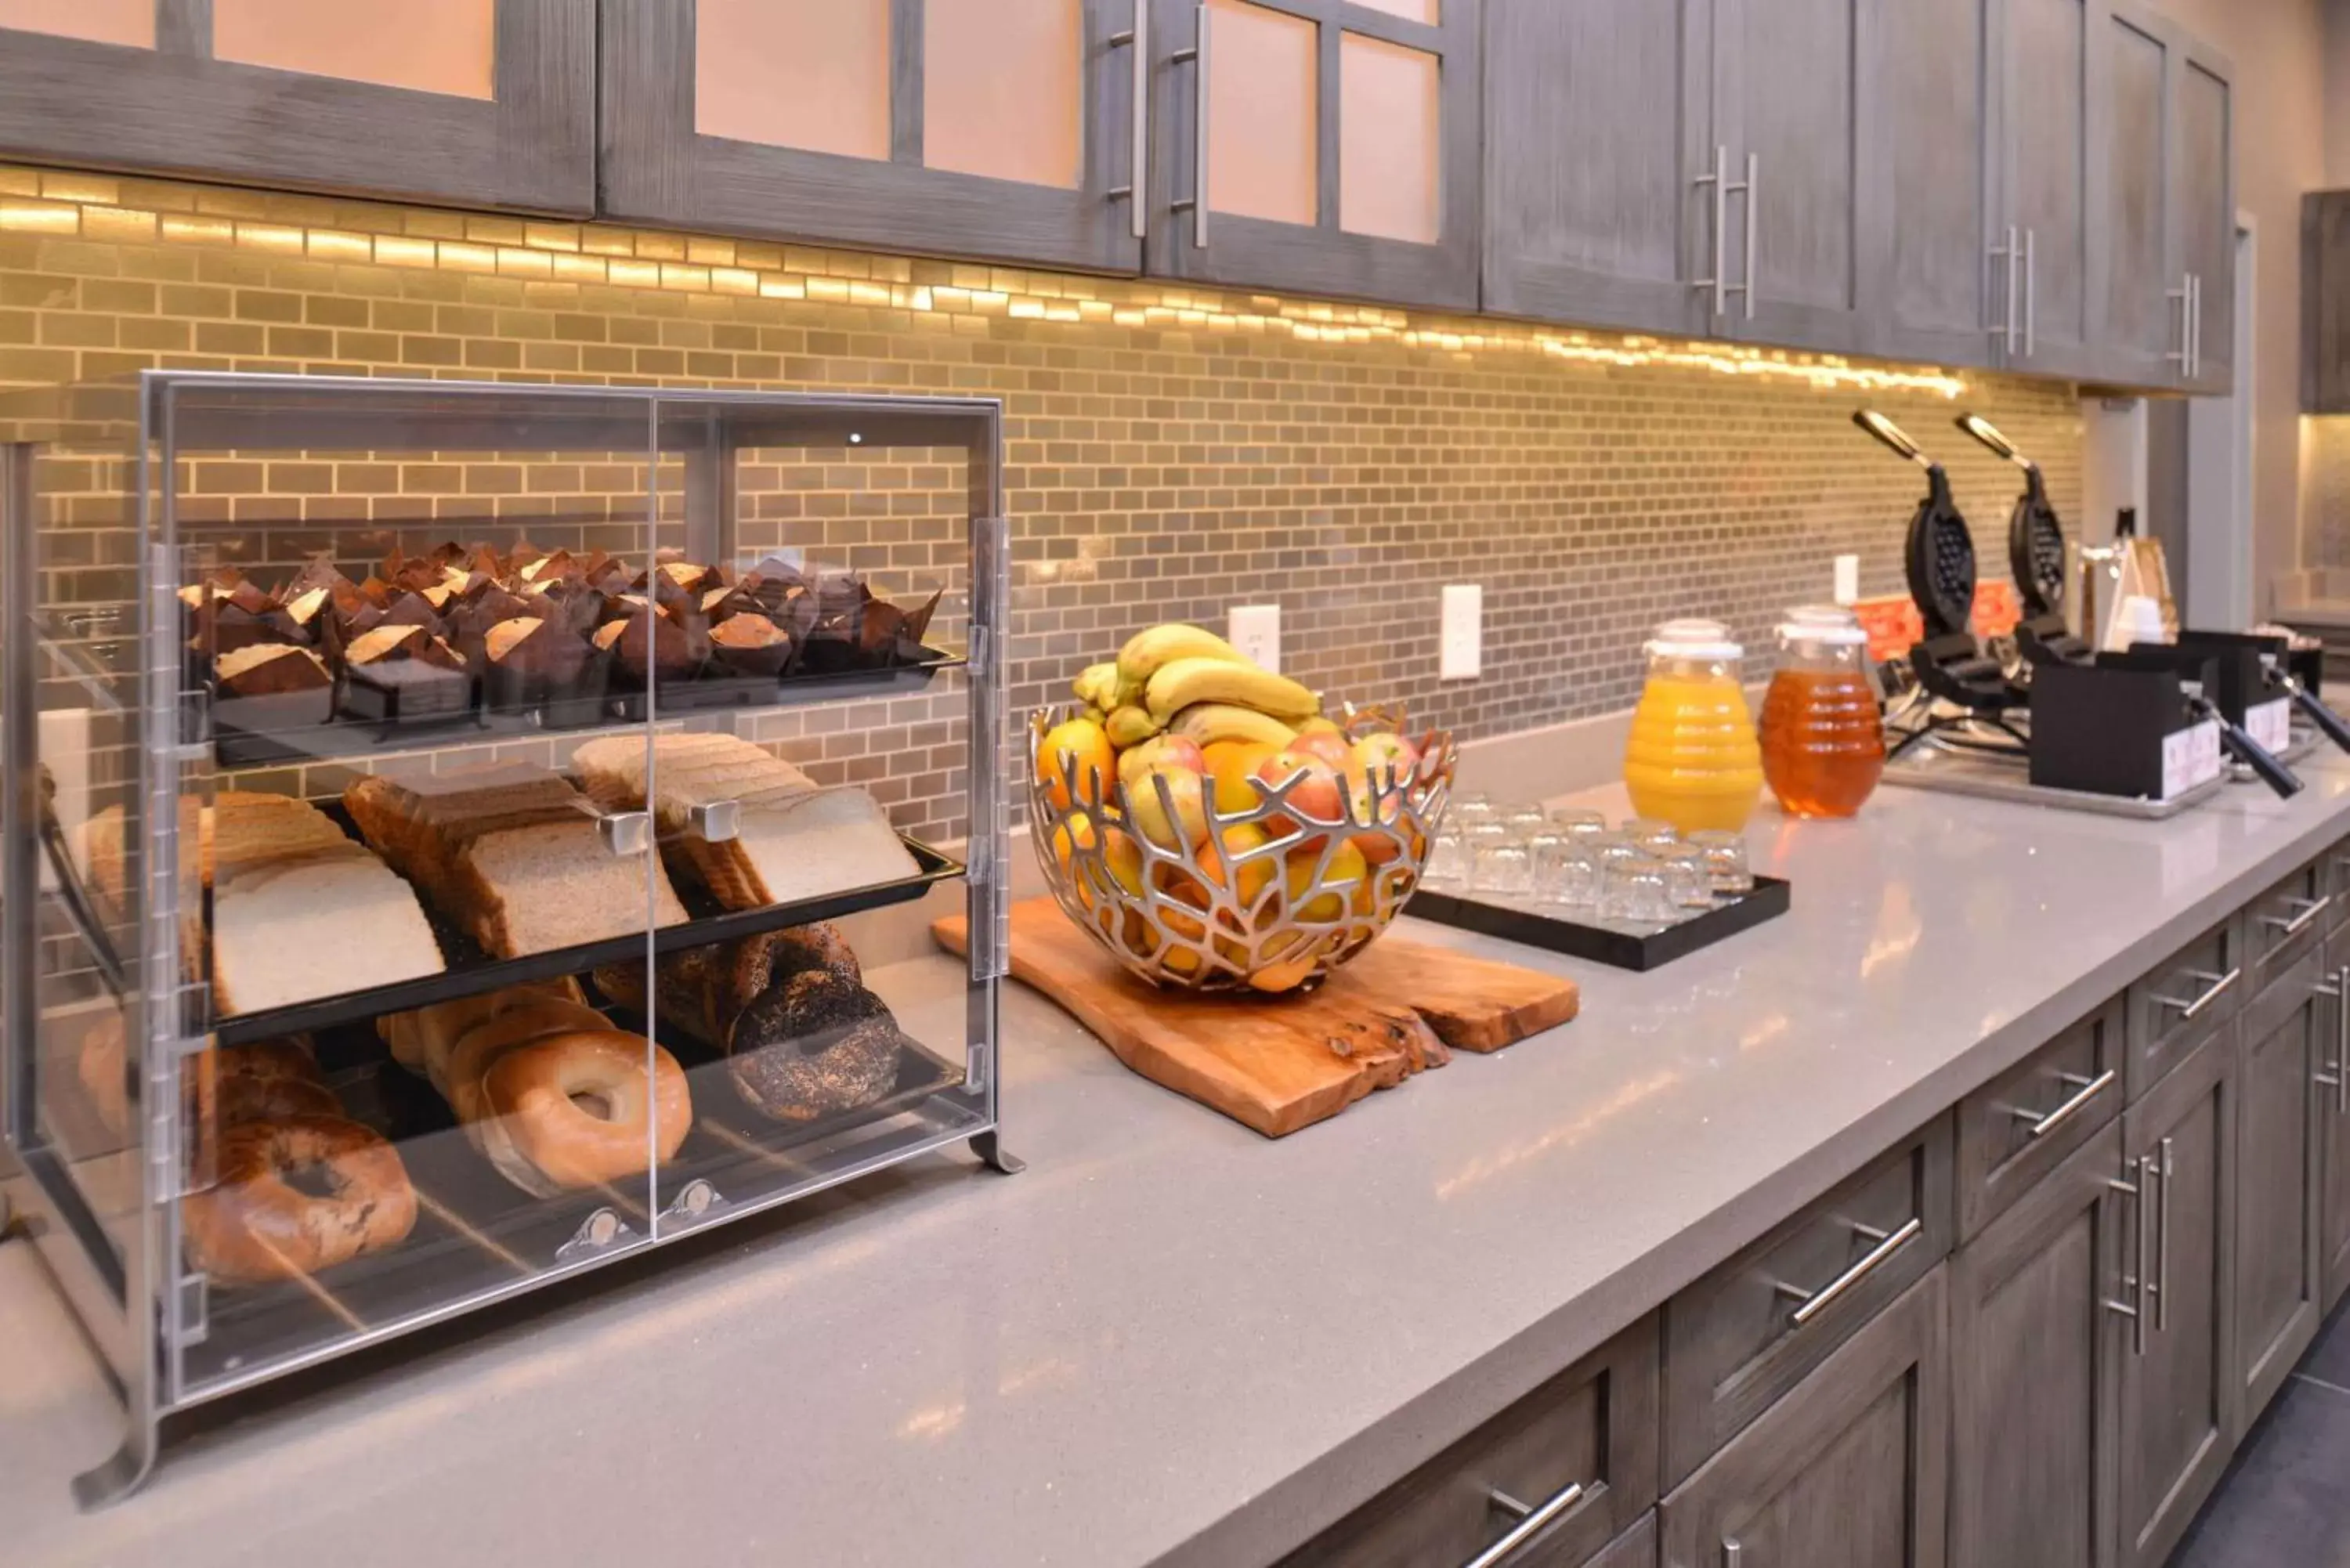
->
[1339,32,1441,244]
[924,0,1085,189]
[695,0,892,158]
[212,0,496,99]
[0,0,154,48]
[1207,0,1319,226]
[1350,0,1438,20]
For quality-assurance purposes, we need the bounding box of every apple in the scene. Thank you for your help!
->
[1347,732,1420,794]
[1130,764,1210,850]
[1116,732,1205,793]
[1254,746,1346,836]
[1291,723,1351,770]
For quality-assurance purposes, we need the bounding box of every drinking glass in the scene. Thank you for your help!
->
[1657,843,1714,912]
[1603,854,1673,924]
[1504,805,1551,836]
[1622,817,1678,852]
[1452,792,1497,831]
[1470,825,1533,897]
[1423,825,1469,889]
[1690,829,1753,894]
[1547,806,1607,837]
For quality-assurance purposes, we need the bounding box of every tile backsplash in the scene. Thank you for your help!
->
[0,166,2083,839]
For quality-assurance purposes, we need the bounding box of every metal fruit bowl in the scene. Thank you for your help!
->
[1028,706,1458,994]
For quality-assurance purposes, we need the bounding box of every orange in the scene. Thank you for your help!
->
[1036,717,1114,813]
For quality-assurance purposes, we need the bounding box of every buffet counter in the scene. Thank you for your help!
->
[11,756,2350,1568]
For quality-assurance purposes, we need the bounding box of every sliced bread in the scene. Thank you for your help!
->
[684,787,919,911]
[212,850,444,1015]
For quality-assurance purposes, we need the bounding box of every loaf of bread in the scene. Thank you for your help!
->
[82,790,352,907]
[212,847,446,1016]
[681,786,922,912]
[345,764,688,958]
[591,923,860,1050]
[569,731,812,818]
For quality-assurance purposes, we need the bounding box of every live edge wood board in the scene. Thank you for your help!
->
[935,899,1579,1137]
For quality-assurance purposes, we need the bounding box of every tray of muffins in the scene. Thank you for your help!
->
[175,924,978,1387]
[185,543,957,768]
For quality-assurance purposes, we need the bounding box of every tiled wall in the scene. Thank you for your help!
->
[0,166,2085,839]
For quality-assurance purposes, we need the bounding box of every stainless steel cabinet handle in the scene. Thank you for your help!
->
[1167,2,1209,248]
[2189,273,2203,379]
[2337,964,2348,1117]
[1464,1480,1587,1568]
[1694,145,1730,317]
[2012,1068,2117,1139]
[2107,1159,2149,1356]
[2259,894,2331,936]
[1107,0,1148,240]
[1724,1541,1743,1567]
[2167,276,2192,370]
[1777,1216,1922,1328]
[2023,226,2036,357]
[2153,965,2237,1021]
[1987,230,2014,349]
[2156,1136,2175,1333]
[2005,225,2022,353]
[1739,152,1759,320]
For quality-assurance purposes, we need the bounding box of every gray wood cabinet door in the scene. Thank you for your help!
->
[1866,0,1998,367]
[1480,0,1712,338]
[1708,0,1877,356]
[1994,0,2100,378]
[600,0,1142,276]
[2089,0,2185,388]
[2307,191,2350,415]
[1949,1119,2128,1568]
[2173,33,2235,394]
[2319,934,2350,1309]
[1147,0,1481,309]
[1660,1266,1948,1568]
[2231,956,2326,1429]
[2116,1030,2237,1568]
[0,0,591,212]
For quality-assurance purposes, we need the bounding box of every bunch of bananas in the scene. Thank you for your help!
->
[1033,623,1448,995]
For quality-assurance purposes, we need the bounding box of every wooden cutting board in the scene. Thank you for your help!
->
[934,898,1579,1137]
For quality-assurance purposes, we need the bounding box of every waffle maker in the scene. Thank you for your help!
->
[1851,410,2026,751]
[1953,413,2092,666]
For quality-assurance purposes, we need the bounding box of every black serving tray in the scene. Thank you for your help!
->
[1408,876,1791,972]
[212,822,966,1046]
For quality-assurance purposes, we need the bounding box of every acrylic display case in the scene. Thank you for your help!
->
[0,374,1015,1505]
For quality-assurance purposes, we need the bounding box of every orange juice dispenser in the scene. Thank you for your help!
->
[1623,618,1762,833]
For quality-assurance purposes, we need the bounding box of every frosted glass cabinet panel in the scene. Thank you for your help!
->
[1149,0,1479,309]
[603,0,1141,276]
[0,0,590,211]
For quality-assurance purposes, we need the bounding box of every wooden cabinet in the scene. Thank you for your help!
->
[599,0,1141,275]
[1279,1317,1659,1568]
[2116,1030,2236,1568]
[1955,994,2124,1241]
[1660,1266,1948,1568]
[1949,1119,2129,1568]
[2306,190,2350,415]
[1661,1120,1953,1487]
[1987,0,2100,378]
[2123,913,2242,1101]
[2320,931,2350,1310]
[1480,0,1709,338]
[1147,0,1482,309]
[2089,0,2183,388]
[2243,856,2333,995]
[2231,954,2326,1426]
[2173,34,2235,393]
[0,0,591,211]
[1867,0,1998,367]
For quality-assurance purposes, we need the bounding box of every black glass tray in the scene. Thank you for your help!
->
[1407,876,1790,972]
[213,826,966,1046]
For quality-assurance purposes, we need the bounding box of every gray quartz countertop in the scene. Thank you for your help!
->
[13,758,2350,1568]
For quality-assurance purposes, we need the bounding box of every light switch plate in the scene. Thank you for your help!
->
[1833,554,1860,605]
[1440,585,1482,680]
[1228,604,1281,673]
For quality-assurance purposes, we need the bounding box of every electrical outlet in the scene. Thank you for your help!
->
[1228,604,1281,673]
[1440,585,1482,680]
[1833,554,1860,605]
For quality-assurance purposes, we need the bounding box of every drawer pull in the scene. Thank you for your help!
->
[1464,1480,1586,1568]
[1775,1216,1923,1328]
[2258,894,2332,936]
[1724,1541,1743,1566]
[2152,966,2237,1022]
[2011,1068,2116,1139]
[2335,966,2350,1118]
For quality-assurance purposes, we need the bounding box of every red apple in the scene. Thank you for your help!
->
[1291,728,1351,770]
[1255,746,1345,844]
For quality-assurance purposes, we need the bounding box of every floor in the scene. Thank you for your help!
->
[2173,1299,2350,1566]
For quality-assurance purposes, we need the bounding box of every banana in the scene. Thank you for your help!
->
[1115,623,1251,688]
[1104,704,1164,750]
[1083,703,1112,729]
[1144,657,1319,723]
[1072,661,1124,711]
[1167,703,1299,750]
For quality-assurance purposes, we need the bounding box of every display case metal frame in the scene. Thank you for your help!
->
[0,372,1015,1508]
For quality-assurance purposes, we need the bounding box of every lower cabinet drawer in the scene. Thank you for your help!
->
[1955,994,2125,1239]
[2243,855,2332,997]
[1587,1513,1658,1568]
[1279,1317,1659,1568]
[1660,1266,1949,1568]
[2127,916,2243,1099]
[1661,1118,1954,1487]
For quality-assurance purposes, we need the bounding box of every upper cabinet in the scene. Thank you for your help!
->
[2092,1,2182,388]
[1994,0,2101,379]
[0,0,591,212]
[2308,191,2350,415]
[1144,0,1482,309]
[2173,34,2235,394]
[1870,0,1998,367]
[1480,0,1709,338]
[599,0,1141,275]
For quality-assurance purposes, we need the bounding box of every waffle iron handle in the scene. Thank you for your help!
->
[1956,412,2029,468]
[2290,682,2350,754]
[1854,410,1934,469]
[2196,696,2302,799]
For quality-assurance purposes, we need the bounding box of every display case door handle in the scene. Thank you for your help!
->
[2107,1161,2149,1357]
[2259,894,2330,936]
[597,811,652,857]
[1777,1216,1922,1327]
[2014,1068,2116,1139]
[1169,2,1208,247]
[2153,965,2237,1021]
[1462,1480,1586,1568]
[1106,0,1148,240]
